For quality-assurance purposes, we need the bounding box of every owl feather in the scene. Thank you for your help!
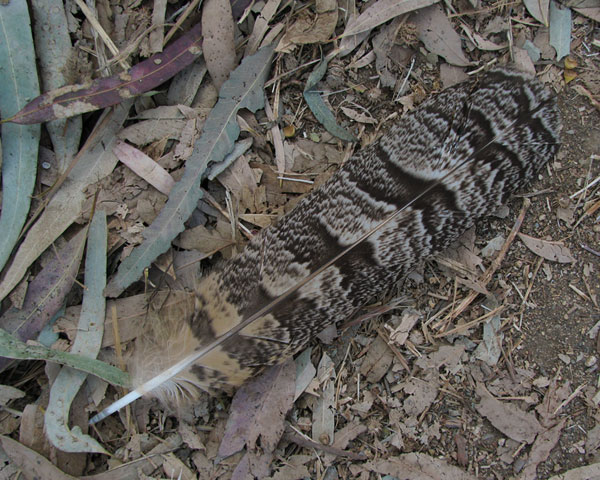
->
[91,68,560,424]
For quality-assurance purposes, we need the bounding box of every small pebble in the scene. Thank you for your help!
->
[586,355,597,368]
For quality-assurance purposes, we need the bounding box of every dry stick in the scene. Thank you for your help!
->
[376,327,410,371]
[73,0,129,70]
[201,188,254,240]
[553,383,586,416]
[283,426,366,461]
[164,0,201,45]
[445,198,530,323]
[518,256,544,328]
[435,305,505,338]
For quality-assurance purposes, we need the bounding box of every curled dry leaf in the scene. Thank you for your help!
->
[518,232,576,263]
[44,211,108,455]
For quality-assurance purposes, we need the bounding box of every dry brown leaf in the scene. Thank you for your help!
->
[400,374,439,416]
[439,63,468,88]
[586,424,600,454]
[114,141,175,195]
[340,106,377,124]
[412,4,471,67]
[513,46,537,76]
[217,152,258,198]
[366,452,478,479]
[360,335,394,383]
[119,119,188,146]
[387,309,420,346]
[245,0,282,56]
[342,0,438,37]
[536,378,571,427]
[149,0,167,52]
[220,361,295,459]
[277,0,337,49]
[175,224,234,254]
[574,6,600,22]
[0,435,75,480]
[521,418,566,480]
[312,353,336,445]
[548,463,600,480]
[518,232,576,263]
[415,345,465,371]
[161,452,196,480]
[475,382,543,444]
[202,0,237,90]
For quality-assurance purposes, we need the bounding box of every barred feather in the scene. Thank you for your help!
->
[92,68,561,422]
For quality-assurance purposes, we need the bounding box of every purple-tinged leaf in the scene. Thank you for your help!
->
[218,360,295,460]
[5,23,204,125]
[0,228,87,372]
[6,0,253,126]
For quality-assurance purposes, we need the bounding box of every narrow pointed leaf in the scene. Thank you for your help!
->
[6,23,204,125]
[0,1,40,271]
[30,0,82,172]
[104,45,276,297]
[303,58,356,142]
[524,0,550,26]
[0,102,131,303]
[45,211,108,454]
[0,328,128,387]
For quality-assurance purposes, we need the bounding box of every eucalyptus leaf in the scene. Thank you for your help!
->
[45,210,108,454]
[30,0,82,174]
[105,44,276,297]
[0,1,41,271]
[549,0,572,61]
[0,328,128,387]
[0,102,132,302]
[303,58,356,142]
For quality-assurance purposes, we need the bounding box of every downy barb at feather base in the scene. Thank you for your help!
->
[91,68,560,424]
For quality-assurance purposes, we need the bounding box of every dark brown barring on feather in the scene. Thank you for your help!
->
[131,68,561,407]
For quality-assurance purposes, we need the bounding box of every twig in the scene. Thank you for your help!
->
[74,0,129,70]
[518,256,543,328]
[446,198,530,321]
[435,305,504,338]
[376,328,411,371]
[553,384,586,416]
[283,426,367,460]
